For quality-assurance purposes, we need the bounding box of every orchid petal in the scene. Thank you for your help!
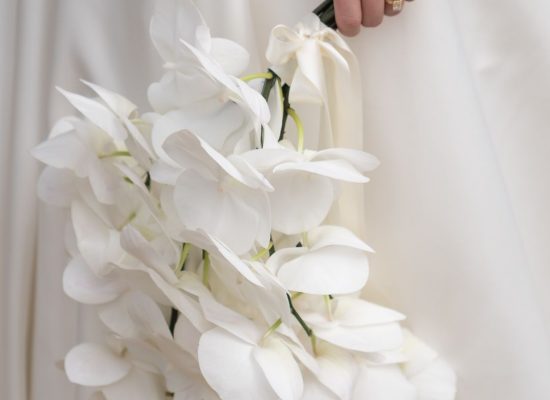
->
[31,131,90,176]
[120,225,177,285]
[253,337,303,400]
[101,367,166,400]
[173,169,267,255]
[301,370,339,400]
[313,148,380,172]
[352,365,416,400]
[63,256,125,304]
[307,225,373,252]
[150,0,208,62]
[174,315,203,359]
[275,159,369,183]
[198,292,262,344]
[198,328,278,400]
[210,37,250,76]
[314,323,404,353]
[37,166,77,206]
[124,291,172,339]
[57,88,127,140]
[277,247,369,295]
[333,297,405,327]
[88,159,121,204]
[65,343,131,387]
[81,80,137,118]
[71,201,121,276]
[241,147,302,172]
[316,342,358,400]
[269,170,335,235]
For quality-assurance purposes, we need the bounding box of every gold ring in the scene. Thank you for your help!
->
[385,0,404,11]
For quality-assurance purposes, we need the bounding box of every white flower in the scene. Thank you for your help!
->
[32,82,153,205]
[242,144,379,235]
[267,225,373,295]
[65,342,166,400]
[294,295,405,354]
[153,129,273,255]
[148,0,267,154]
[196,294,315,400]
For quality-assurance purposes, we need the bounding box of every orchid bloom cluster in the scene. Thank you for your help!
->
[33,1,456,399]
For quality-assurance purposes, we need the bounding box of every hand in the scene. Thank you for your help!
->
[334,0,412,36]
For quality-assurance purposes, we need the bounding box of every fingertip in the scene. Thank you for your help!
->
[361,0,385,28]
[334,0,363,36]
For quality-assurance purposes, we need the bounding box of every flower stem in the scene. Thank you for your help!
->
[98,150,131,159]
[287,108,304,152]
[310,333,319,356]
[202,251,211,287]
[175,243,191,273]
[262,318,283,341]
[242,72,274,83]
[313,0,337,29]
[169,308,178,336]
[286,294,313,337]
[251,242,274,261]
[324,295,333,320]
[259,70,280,148]
[117,210,137,230]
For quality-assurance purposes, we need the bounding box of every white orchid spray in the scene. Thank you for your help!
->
[33,0,457,399]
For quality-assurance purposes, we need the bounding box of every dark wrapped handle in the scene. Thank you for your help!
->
[313,0,337,29]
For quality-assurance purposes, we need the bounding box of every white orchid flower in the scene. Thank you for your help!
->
[267,225,373,295]
[32,118,124,205]
[65,341,166,400]
[175,227,265,286]
[148,0,267,154]
[150,0,249,77]
[32,82,154,205]
[70,200,126,276]
[294,294,405,354]
[152,129,272,255]
[63,255,127,305]
[241,144,379,235]
[60,81,154,162]
[196,293,316,400]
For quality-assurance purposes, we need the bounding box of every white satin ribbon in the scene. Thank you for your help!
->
[266,14,367,239]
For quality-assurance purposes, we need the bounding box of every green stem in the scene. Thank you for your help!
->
[251,242,273,261]
[98,150,131,159]
[202,251,211,287]
[324,295,333,320]
[242,72,274,83]
[116,210,136,230]
[279,84,291,141]
[287,294,313,337]
[175,243,191,273]
[262,318,283,341]
[259,70,279,148]
[287,108,304,152]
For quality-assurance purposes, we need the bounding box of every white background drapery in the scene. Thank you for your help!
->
[1,0,549,399]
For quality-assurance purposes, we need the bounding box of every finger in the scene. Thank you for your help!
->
[361,0,385,27]
[384,0,403,16]
[334,0,363,37]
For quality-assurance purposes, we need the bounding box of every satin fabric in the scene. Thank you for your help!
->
[1,0,549,399]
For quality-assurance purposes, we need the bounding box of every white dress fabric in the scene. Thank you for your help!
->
[1,0,549,399]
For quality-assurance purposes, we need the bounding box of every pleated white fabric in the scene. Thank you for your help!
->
[1,0,549,399]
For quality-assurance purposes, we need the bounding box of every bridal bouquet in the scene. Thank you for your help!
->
[32,0,456,399]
